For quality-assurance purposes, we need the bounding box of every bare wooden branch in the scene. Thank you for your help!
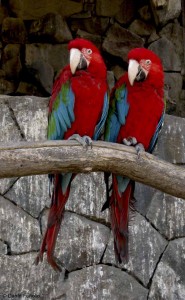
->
[0,140,185,200]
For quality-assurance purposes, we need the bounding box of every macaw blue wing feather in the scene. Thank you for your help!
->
[148,109,165,153]
[116,85,129,125]
[116,175,130,195]
[93,92,109,140]
[48,80,75,140]
[105,83,129,143]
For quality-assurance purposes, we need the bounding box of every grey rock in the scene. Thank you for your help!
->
[0,253,65,298]
[25,43,69,75]
[138,5,152,21]
[148,37,181,71]
[147,192,185,239]
[107,71,115,91]
[54,264,148,300]
[0,241,7,254]
[27,60,54,94]
[154,114,185,164]
[29,13,72,43]
[0,97,22,143]
[2,17,27,44]
[66,173,110,224]
[2,44,22,80]
[0,79,16,95]
[76,29,102,49]
[149,238,185,300]
[148,31,160,43]
[151,0,181,25]
[115,0,136,24]
[0,5,8,25]
[7,96,48,141]
[177,90,185,118]
[159,22,183,64]
[96,0,123,17]
[0,98,22,196]
[128,19,154,37]
[0,178,18,196]
[8,0,83,20]
[42,211,110,271]
[0,196,40,253]
[70,16,109,35]
[103,212,167,286]
[103,23,144,62]
[111,65,126,80]
[134,182,156,216]
[16,81,43,96]
[5,175,50,218]
[164,73,183,113]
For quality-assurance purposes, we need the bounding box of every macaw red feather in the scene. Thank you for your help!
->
[106,47,165,264]
[35,38,108,271]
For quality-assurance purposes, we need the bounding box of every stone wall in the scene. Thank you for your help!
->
[0,0,185,299]
[0,96,185,299]
[0,0,184,115]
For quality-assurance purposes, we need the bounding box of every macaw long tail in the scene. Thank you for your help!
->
[110,175,134,264]
[35,174,72,271]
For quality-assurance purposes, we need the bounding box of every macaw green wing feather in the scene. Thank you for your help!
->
[48,80,75,140]
[105,83,129,143]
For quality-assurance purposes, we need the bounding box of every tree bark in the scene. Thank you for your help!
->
[0,140,185,199]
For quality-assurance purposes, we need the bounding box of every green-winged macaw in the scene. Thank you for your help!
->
[104,48,165,263]
[35,38,109,271]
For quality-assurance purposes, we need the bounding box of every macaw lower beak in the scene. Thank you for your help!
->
[128,59,148,86]
[70,48,88,74]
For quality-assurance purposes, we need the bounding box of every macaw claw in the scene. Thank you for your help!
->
[123,136,137,146]
[135,143,145,158]
[68,134,92,149]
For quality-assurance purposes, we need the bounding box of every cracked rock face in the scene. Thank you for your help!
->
[0,96,185,299]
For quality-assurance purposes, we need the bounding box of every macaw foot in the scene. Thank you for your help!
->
[122,137,145,158]
[135,143,145,158]
[68,134,92,149]
[123,136,137,146]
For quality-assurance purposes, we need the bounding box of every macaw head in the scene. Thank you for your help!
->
[68,38,106,78]
[127,48,164,88]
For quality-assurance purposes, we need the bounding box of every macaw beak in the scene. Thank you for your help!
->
[128,59,148,86]
[70,48,88,74]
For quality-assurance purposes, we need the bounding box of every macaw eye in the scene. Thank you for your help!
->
[86,49,92,55]
[145,59,151,65]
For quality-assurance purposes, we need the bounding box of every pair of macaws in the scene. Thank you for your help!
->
[35,38,165,271]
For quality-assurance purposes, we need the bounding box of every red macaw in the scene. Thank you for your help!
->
[35,38,109,271]
[104,48,165,263]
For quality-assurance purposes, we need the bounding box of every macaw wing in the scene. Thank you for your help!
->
[147,109,165,153]
[105,83,129,143]
[93,92,109,140]
[47,80,75,140]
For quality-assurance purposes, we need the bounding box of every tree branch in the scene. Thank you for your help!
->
[0,140,185,199]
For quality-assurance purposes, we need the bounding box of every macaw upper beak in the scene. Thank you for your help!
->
[70,48,88,74]
[128,59,148,86]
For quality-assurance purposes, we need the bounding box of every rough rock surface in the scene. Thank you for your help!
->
[102,23,144,62]
[54,265,148,300]
[103,212,167,286]
[42,211,110,271]
[149,238,185,299]
[0,96,185,298]
[0,1,182,118]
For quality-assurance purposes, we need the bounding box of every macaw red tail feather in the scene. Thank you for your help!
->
[35,175,71,271]
[110,175,134,264]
